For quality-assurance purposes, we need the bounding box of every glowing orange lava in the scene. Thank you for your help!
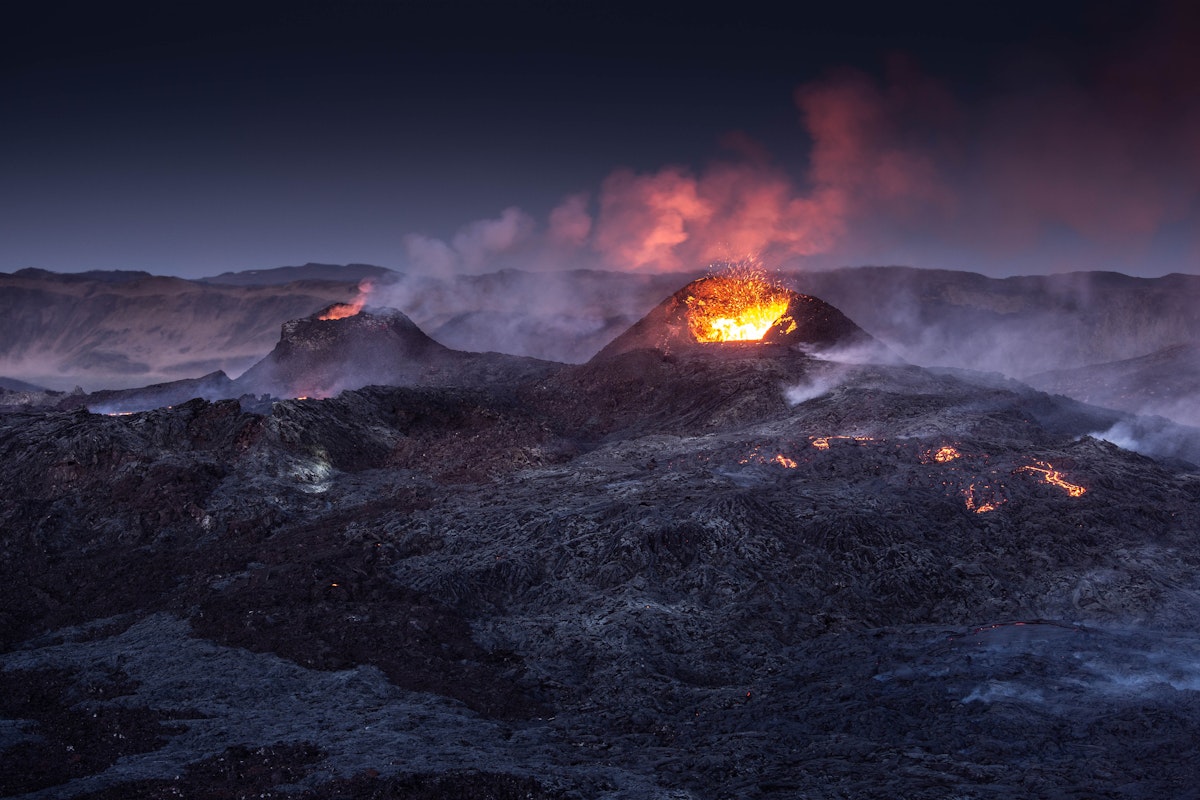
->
[318,278,375,321]
[738,448,799,468]
[963,482,1005,513]
[933,446,961,463]
[810,435,875,450]
[318,303,362,320]
[1017,460,1087,497]
[686,271,792,342]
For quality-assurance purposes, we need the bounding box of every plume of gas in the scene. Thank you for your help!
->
[781,354,862,407]
[367,269,694,363]
[1090,418,1200,466]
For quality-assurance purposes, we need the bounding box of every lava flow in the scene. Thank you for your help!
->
[810,435,876,450]
[685,270,793,342]
[1017,460,1087,497]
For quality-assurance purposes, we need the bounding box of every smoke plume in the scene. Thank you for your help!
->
[397,3,1200,278]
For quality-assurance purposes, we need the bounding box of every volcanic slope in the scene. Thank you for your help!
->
[3,340,1200,798]
[232,304,455,399]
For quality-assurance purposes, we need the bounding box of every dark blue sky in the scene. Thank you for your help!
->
[2,0,1194,278]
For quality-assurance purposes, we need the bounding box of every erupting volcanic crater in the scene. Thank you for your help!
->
[594,271,875,360]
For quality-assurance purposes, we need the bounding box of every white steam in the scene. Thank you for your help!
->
[367,270,688,363]
[784,373,843,406]
[402,206,554,275]
[1090,418,1200,466]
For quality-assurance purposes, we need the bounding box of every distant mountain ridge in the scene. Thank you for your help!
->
[1025,343,1200,426]
[788,267,1200,377]
[201,262,397,286]
[9,268,157,284]
[0,268,362,390]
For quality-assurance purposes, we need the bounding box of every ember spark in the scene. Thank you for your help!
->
[738,448,799,468]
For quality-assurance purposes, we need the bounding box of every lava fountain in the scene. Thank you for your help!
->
[591,266,874,360]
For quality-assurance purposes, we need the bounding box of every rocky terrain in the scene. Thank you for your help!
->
[3,278,1200,798]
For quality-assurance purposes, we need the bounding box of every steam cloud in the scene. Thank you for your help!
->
[399,3,1200,277]
[1091,418,1200,466]
[783,374,842,407]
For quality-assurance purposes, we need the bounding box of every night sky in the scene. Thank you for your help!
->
[3,0,1197,278]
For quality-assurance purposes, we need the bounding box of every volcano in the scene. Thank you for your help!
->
[3,269,1200,799]
[234,304,452,398]
[594,272,875,360]
[233,304,556,399]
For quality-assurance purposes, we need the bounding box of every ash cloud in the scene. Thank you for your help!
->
[371,6,1199,379]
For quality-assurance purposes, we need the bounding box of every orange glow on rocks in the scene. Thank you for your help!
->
[963,482,1005,513]
[685,270,793,343]
[738,448,800,468]
[318,302,363,321]
[932,446,961,463]
[318,278,374,321]
[810,435,875,450]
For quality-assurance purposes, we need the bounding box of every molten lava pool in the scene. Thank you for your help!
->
[685,272,793,343]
